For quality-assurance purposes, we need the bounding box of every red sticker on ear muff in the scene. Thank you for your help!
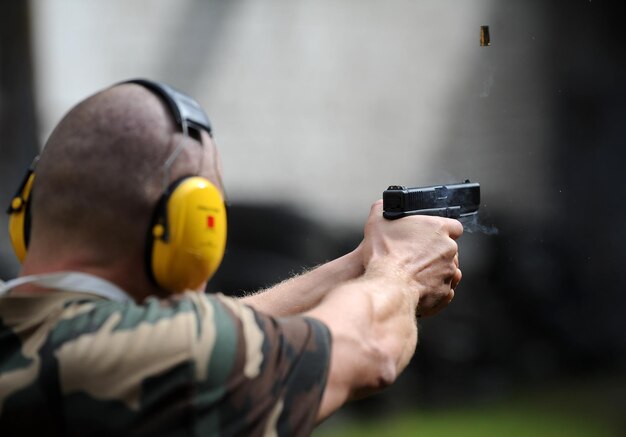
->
[207,216,215,229]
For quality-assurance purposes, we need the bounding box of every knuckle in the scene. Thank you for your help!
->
[438,217,463,238]
[444,263,456,278]
[370,199,383,211]
[448,239,459,256]
[445,262,457,277]
[432,216,448,228]
[438,239,457,260]
[449,218,464,237]
[437,219,451,235]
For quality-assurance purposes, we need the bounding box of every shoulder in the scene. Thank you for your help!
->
[185,292,332,378]
[186,293,333,436]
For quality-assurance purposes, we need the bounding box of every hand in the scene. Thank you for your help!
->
[361,200,463,316]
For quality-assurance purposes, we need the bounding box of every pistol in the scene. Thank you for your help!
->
[383,180,480,220]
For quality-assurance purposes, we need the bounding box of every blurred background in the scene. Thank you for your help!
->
[1,1,625,435]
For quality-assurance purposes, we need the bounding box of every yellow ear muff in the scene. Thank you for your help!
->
[150,176,227,293]
[8,172,36,263]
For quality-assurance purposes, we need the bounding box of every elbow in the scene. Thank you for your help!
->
[346,342,400,401]
[374,358,398,391]
[360,326,418,393]
[359,340,402,393]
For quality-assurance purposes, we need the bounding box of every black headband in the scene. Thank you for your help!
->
[122,78,213,138]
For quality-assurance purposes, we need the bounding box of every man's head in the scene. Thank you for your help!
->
[21,81,224,298]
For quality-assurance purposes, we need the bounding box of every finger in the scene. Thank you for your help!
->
[444,218,464,240]
[453,253,459,268]
[445,289,455,305]
[370,199,384,215]
[451,268,462,290]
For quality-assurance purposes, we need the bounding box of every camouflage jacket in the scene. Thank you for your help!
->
[0,284,331,436]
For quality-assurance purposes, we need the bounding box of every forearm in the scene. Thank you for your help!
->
[239,248,364,317]
[305,265,419,421]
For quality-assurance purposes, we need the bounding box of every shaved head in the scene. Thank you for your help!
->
[29,83,220,265]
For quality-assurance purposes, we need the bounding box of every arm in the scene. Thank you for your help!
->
[306,201,463,421]
[238,248,364,317]
[306,268,417,420]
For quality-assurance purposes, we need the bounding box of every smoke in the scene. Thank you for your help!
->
[461,213,499,235]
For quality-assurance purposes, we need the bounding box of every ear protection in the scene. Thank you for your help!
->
[6,158,37,263]
[6,79,227,294]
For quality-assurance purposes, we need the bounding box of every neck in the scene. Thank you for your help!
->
[18,248,163,303]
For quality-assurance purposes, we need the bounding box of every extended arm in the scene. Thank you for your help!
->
[239,248,364,317]
[306,201,463,421]
[306,268,417,420]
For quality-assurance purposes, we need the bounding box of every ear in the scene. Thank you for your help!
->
[148,176,227,293]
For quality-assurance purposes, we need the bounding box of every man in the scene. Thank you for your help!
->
[0,81,463,435]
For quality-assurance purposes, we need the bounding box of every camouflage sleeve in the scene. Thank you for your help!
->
[189,293,332,436]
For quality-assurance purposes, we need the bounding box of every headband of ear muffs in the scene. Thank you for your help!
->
[6,79,227,294]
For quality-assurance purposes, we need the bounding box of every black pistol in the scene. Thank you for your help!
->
[383,180,480,220]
